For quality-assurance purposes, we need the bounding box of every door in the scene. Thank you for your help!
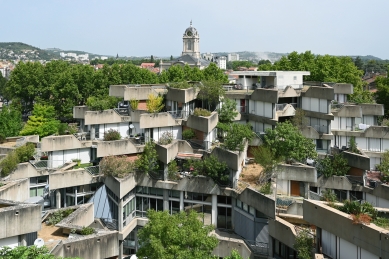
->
[290,181,300,196]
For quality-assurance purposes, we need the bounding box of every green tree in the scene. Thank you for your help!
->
[376,150,389,183]
[19,104,60,138]
[198,80,225,110]
[159,65,186,83]
[0,105,23,138]
[217,98,238,124]
[224,249,246,259]
[264,121,317,162]
[146,93,164,113]
[290,108,308,132]
[0,245,81,259]
[293,229,313,259]
[375,75,389,117]
[86,96,121,111]
[0,73,7,98]
[223,123,254,151]
[316,153,350,178]
[135,141,159,173]
[137,210,218,259]
[354,56,364,70]
[202,63,228,82]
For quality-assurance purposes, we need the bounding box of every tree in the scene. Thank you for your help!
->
[198,80,225,110]
[375,76,389,117]
[354,56,364,70]
[146,93,164,113]
[150,55,154,62]
[376,150,389,183]
[290,108,308,131]
[135,141,159,173]
[224,249,246,259]
[202,63,228,82]
[316,153,350,178]
[170,55,173,61]
[86,96,120,111]
[0,105,23,139]
[100,155,135,178]
[348,136,360,154]
[0,72,7,98]
[0,245,80,259]
[264,121,317,162]
[137,210,218,259]
[223,123,254,151]
[19,104,60,138]
[293,229,313,259]
[217,98,238,124]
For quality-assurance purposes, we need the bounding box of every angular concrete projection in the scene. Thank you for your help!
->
[85,109,130,125]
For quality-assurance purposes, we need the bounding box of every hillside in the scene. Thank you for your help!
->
[0,42,58,60]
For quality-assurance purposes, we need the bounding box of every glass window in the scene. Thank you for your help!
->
[249,206,255,216]
[169,190,180,198]
[236,199,242,209]
[243,203,248,212]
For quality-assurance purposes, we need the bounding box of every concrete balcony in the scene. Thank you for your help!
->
[110,84,167,101]
[95,139,144,157]
[49,168,100,189]
[7,162,48,181]
[155,139,180,164]
[360,103,384,116]
[302,85,335,100]
[41,135,92,152]
[140,112,182,129]
[129,110,148,122]
[311,175,354,190]
[269,217,298,250]
[166,86,198,103]
[331,104,362,118]
[302,126,333,140]
[277,163,317,183]
[333,83,353,95]
[185,112,218,133]
[85,109,131,125]
[0,178,30,202]
[276,103,296,118]
[73,106,89,119]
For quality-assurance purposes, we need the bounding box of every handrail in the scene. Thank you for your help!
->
[85,165,100,175]
[114,108,130,116]
[243,240,269,256]
[100,218,119,230]
[167,110,192,120]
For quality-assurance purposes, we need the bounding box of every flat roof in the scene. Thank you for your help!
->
[229,71,310,76]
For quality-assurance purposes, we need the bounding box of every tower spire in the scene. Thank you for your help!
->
[190,20,192,26]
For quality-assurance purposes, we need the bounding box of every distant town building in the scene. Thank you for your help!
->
[228,53,239,62]
[203,52,214,61]
[101,56,108,60]
[216,56,227,70]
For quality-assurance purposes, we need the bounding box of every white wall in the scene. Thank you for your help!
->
[50,148,91,168]
[252,101,273,118]
[0,235,19,248]
[276,179,289,196]
[365,193,389,208]
[152,126,182,143]
[98,122,129,139]
[302,97,328,113]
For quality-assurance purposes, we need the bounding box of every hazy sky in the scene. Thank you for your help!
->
[1,0,389,59]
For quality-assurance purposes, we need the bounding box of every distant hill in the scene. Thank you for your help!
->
[0,42,58,60]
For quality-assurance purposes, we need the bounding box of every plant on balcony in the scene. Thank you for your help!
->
[184,155,228,183]
[293,229,313,259]
[80,226,95,235]
[197,79,225,111]
[338,200,377,225]
[193,108,211,117]
[130,98,139,111]
[0,245,82,259]
[182,128,196,140]
[58,123,78,135]
[320,189,338,203]
[167,160,180,181]
[169,81,192,89]
[158,131,173,145]
[135,141,159,173]
[348,136,361,154]
[316,153,350,178]
[103,129,121,141]
[259,181,272,195]
[100,155,135,178]
[291,108,308,132]
[46,208,74,225]
[218,98,239,124]
[146,93,164,113]
[0,143,35,177]
[19,104,60,138]
[86,96,121,111]
[376,150,389,183]
[223,123,254,151]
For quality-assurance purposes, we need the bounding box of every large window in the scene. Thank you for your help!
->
[29,176,48,198]
[136,196,163,218]
[123,198,136,226]
[184,202,212,225]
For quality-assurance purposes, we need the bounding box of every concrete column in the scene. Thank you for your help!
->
[163,189,169,212]
[316,227,322,253]
[305,183,310,199]
[179,191,184,211]
[74,188,77,206]
[163,163,168,181]
[211,194,217,226]
[90,125,95,140]
[56,190,61,209]
[63,189,67,208]
[347,190,350,200]
[118,199,123,232]
[134,228,139,252]
[268,236,274,258]
[231,198,235,230]
[118,240,123,259]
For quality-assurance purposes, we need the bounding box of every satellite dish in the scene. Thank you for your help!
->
[129,124,135,129]
[129,255,138,259]
[34,238,45,248]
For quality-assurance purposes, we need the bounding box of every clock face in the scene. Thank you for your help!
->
[187,31,193,36]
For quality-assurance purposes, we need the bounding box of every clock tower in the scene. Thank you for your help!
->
[182,21,200,59]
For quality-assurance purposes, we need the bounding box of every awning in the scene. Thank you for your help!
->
[176,153,203,160]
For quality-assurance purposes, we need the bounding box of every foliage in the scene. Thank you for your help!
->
[19,104,60,138]
[264,121,317,162]
[228,60,257,71]
[184,155,228,182]
[320,189,338,203]
[217,98,238,124]
[0,245,81,259]
[47,209,74,225]
[375,76,389,118]
[223,123,254,151]
[158,131,173,145]
[146,93,164,113]
[253,145,281,176]
[259,182,272,195]
[130,98,139,111]
[376,150,389,183]
[0,143,35,177]
[135,141,159,173]
[258,51,373,104]
[348,136,360,154]
[291,108,308,131]
[0,105,23,138]
[99,155,135,178]
[224,249,246,259]
[58,123,78,135]
[167,160,180,181]
[137,210,218,259]
[373,217,389,228]
[197,80,225,110]
[182,129,196,140]
[103,129,121,141]
[193,108,211,117]
[80,226,95,235]
[86,96,121,111]
[316,153,350,178]
[293,229,313,259]
[202,63,228,82]
[169,81,193,89]
[338,200,377,225]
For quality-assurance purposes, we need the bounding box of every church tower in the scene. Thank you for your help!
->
[182,21,200,59]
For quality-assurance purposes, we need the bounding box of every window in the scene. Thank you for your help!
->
[187,41,192,50]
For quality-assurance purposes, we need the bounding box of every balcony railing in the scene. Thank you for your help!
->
[236,106,248,114]
[114,108,130,116]
[243,240,269,256]
[167,110,192,120]
[313,125,328,134]
[100,218,118,230]
[85,165,100,175]
[276,103,297,111]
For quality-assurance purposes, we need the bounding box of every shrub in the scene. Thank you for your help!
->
[58,123,79,135]
[130,99,139,111]
[86,96,121,111]
[182,129,195,140]
[15,142,35,163]
[316,153,350,178]
[294,229,313,259]
[167,160,180,181]
[103,129,121,141]
[159,131,173,145]
[348,136,361,154]
[193,108,211,117]
[321,189,337,203]
[47,209,74,225]
[135,141,159,173]
[338,200,377,225]
[80,226,95,235]
[146,93,164,113]
[259,182,272,195]
[0,143,35,177]
[100,156,135,178]
[169,81,192,89]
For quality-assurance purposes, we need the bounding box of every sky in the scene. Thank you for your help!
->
[1,0,389,59]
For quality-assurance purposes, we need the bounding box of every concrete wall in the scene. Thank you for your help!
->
[269,217,297,249]
[57,204,94,228]
[109,84,127,98]
[237,188,275,219]
[129,110,148,122]
[303,200,389,258]
[333,83,353,94]
[96,139,142,157]
[360,104,384,116]
[251,88,278,103]
[140,112,182,129]
[41,135,92,152]
[213,237,253,259]
[49,169,99,190]
[303,86,334,100]
[166,87,198,103]
[8,162,48,181]
[123,87,156,101]
[0,179,29,202]
[277,163,317,183]
[73,106,89,119]
[155,140,179,164]
[333,105,362,118]
[105,174,137,200]
[85,110,130,125]
[211,147,243,171]
[342,151,371,170]
[363,184,389,205]
[57,232,119,259]
[312,175,353,190]
[185,112,218,133]
[301,126,320,140]
[0,200,41,239]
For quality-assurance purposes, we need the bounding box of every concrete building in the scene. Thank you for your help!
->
[228,53,240,62]
[216,56,227,70]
